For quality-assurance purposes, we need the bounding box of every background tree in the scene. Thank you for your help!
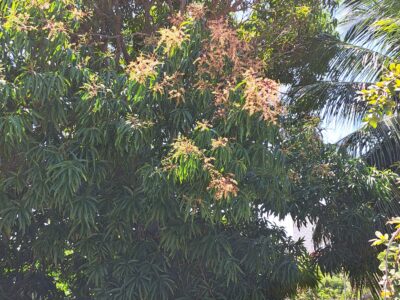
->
[287,0,400,293]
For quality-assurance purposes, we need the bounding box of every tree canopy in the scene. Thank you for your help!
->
[0,0,398,299]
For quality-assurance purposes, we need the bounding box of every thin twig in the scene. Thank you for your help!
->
[383,227,400,299]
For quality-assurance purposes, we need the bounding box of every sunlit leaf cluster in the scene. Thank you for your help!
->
[359,63,400,128]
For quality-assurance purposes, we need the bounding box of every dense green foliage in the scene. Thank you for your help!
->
[279,119,399,293]
[0,0,398,299]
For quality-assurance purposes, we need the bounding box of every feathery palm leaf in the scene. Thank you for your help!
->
[292,0,400,122]
[338,115,400,169]
[342,0,400,57]
[289,80,367,122]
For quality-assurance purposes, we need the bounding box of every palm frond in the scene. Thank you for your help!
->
[288,33,395,122]
[342,0,400,55]
[291,0,400,122]
[322,34,393,82]
[289,81,368,123]
[338,115,400,169]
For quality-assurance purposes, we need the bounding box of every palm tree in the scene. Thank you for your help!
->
[291,0,400,169]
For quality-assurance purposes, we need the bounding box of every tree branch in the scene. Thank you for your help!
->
[113,0,131,63]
